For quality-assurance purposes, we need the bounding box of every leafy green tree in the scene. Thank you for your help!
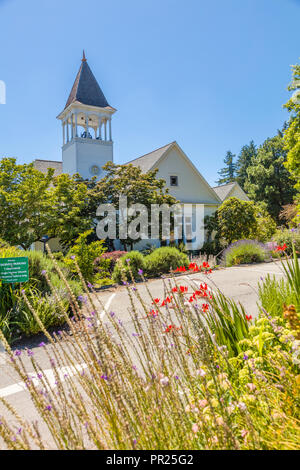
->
[216,151,237,185]
[244,133,296,223]
[0,158,55,249]
[236,140,257,190]
[217,197,258,244]
[0,159,94,250]
[95,162,178,249]
[283,60,300,226]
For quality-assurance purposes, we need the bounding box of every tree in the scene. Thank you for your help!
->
[283,60,300,226]
[216,151,237,185]
[244,133,296,223]
[0,158,55,249]
[236,140,257,190]
[95,162,178,249]
[216,197,258,244]
[0,159,93,250]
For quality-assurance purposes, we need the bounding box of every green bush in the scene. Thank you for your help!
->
[0,244,82,341]
[64,230,110,282]
[144,247,189,276]
[112,251,146,284]
[272,228,300,254]
[222,240,268,267]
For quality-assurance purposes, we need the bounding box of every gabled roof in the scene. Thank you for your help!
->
[126,141,222,204]
[64,51,110,110]
[212,182,249,201]
[212,182,236,201]
[126,142,175,173]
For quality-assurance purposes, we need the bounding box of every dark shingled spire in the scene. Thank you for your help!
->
[65,51,110,109]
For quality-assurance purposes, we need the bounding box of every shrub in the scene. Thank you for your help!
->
[0,245,82,341]
[97,250,127,274]
[217,197,258,244]
[222,239,268,266]
[272,228,300,254]
[112,251,146,284]
[201,239,223,256]
[64,230,110,282]
[144,247,189,276]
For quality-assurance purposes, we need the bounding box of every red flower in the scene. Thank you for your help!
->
[172,287,178,293]
[202,303,209,313]
[152,298,160,304]
[275,243,287,252]
[245,314,252,321]
[165,324,182,333]
[179,285,188,293]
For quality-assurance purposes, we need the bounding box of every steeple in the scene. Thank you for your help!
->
[64,52,110,110]
[57,52,116,180]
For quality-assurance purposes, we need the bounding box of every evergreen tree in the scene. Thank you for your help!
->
[216,151,237,185]
[244,133,296,223]
[236,140,257,190]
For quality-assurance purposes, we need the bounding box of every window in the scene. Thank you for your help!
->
[170,175,178,187]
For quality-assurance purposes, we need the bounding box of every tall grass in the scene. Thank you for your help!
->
[0,246,299,450]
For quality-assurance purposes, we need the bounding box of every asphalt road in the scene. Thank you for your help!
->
[0,260,286,448]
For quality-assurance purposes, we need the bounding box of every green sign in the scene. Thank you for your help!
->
[0,257,29,283]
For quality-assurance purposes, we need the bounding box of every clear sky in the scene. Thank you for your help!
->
[0,0,299,186]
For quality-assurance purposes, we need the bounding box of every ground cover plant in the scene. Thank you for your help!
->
[222,239,268,267]
[0,243,299,450]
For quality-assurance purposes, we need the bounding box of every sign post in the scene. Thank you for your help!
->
[0,257,29,284]
[0,257,29,359]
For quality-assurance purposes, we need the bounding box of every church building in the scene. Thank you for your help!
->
[34,52,248,251]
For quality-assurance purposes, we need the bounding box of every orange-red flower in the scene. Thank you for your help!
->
[245,314,252,321]
[275,243,287,252]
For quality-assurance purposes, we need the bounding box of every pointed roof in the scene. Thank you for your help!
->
[64,51,110,109]
[212,182,249,201]
[126,142,175,173]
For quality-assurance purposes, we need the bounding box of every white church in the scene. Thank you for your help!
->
[33,52,249,251]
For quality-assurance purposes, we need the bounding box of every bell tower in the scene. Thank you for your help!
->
[57,51,116,179]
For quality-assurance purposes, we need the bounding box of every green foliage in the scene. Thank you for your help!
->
[258,275,297,318]
[112,251,146,284]
[144,247,189,276]
[283,61,300,192]
[281,244,300,311]
[216,150,237,185]
[223,240,267,267]
[0,159,94,250]
[272,228,300,254]
[244,134,296,223]
[236,140,257,190]
[96,162,178,248]
[208,290,249,356]
[0,244,82,341]
[254,205,277,242]
[65,230,109,282]
[217,197,258,243]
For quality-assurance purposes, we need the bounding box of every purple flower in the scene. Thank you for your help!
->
[37,373,43,379]
[243,354,249,360]
[174,375,179,380]
[110,311,115,317]
[101,375,109,380]
[27,350,34,357]
[39,342,46,347]
[126,258,131,264]
[70,255,75,260]
[138,269,143,275]
[133,438,137,446]
[87,283,94,289]
[14,350,21,356]
[132,333,139,337]
[45,405,52,411]
[41,270,46,276]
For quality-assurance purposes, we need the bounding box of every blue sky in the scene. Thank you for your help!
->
[0,0,299,186]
